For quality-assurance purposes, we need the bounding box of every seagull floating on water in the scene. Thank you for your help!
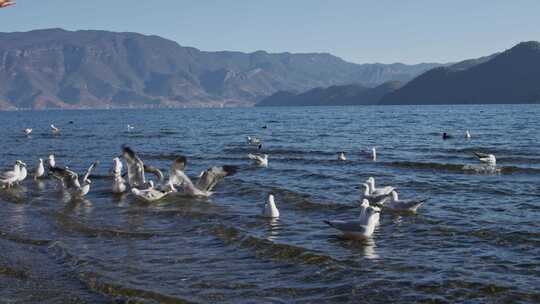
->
[338,152,347,161]
[366,177,394,196]
[380,191,427,213]
[127,124,135,131]
[474,152,496,166]
[325,200,381,239]
[132,181,174,202]
[248,153,268,167]
[50,124,60,135]
[111,157,127,194]
[173,165,238,197]
[261,194,280,218]
[0,161,24,188]
[24,128,33,136]
[361,183,392,204]
[16,161,28,184]
[465,130,472,139]
[49,161,99,198]
[372,147,377,161]
[34,159,45,180]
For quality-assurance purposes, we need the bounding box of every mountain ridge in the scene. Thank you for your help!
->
[0,28,441,110]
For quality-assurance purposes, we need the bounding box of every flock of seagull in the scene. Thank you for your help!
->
[0,126,497,240]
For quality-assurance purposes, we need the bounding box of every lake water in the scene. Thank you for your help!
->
[0,105,539,303]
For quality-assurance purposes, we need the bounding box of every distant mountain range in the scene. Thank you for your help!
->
[257,41,540,107]
[380,41,540,105]
[0,29,441,110]
[257,81,402,107]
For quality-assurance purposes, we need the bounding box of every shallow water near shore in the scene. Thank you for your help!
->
[1,105,539,303]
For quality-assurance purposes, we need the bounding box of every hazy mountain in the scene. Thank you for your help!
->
[256,81,402,107]
[380,42,540,105]
[0,29,441,110]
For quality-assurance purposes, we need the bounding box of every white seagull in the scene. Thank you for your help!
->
[49,161,99,198]
[366,177,395,196]
[372,147,377,161]
[361,183,392,204]
[381,191,427,213]
[48,154,56,169]
[127,124,135,131]
[325,203,381,239]
[248,153,268,167]
[0,161,24,188]
[34,159,45,180]
[474,152,496,166]
[121,145,164,188]
[24,128,33,136]
[338,152,347,161]
[50,124,60,135]
[111,157,127,194]
[465,130,472,139]
[131,181,174,202]
[172,165,238,198]
[261,194,280,218]
[16,161,28,184]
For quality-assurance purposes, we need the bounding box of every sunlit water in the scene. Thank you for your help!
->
[1,105,539,303]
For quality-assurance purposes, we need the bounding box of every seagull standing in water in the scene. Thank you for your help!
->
[34,159,45,180]
[338,152,347,161]
[325,200,381,239]
[0,161,24,188]
[24,128,33,136]
[380,191,427,213]
[248,153,268,167]
[50,124,60,135]
[261,194,280,218]
[474,152,496,166]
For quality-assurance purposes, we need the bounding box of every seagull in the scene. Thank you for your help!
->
[465,130,472,139]
[261,194,280,218]
[127,124,135,131]
[16,161,28,184]
[372,147,377,161]
[381,191,427,213]
[0,1,15,8]
[121,145,164,188]
[49,161,99,198]
[324,204,381,239]
[48,154,56,169]
[131,181,174,202]
[248,153,268,167]
[24,128,32,136]
[247,136,261,145]
[0,161,23,188]
[338,152,347,161]
[474,152,496,166]
[366,177,395,196]
[50,124,60,135]
[172,165,238,197]
[111,157,127,194]
[34,159,45,180]
[361,183,392,204]
[166,156,188,187]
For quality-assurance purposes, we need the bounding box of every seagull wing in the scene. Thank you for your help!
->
[83,161,99,182]
[196,165,238,192]
[144,164,164,183]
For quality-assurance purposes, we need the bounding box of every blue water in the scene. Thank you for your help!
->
[1,105,539,303]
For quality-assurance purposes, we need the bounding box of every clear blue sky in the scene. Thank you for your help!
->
[1,0,538,64]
